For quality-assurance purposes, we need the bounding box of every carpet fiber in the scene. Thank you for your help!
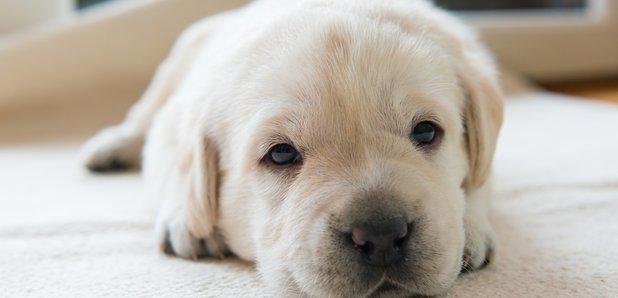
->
[1,92,617,297]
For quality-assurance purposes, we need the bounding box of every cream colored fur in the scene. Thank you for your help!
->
[80,0,503,296]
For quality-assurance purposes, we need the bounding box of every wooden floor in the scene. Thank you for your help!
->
[542,77,618,104]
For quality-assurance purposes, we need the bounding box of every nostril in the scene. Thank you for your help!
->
[351,228,368,247]
[358,240,374,256]
[352,229,378,257]
[393,235,405,248]
[396,221,408,240]
[393,222,411,248]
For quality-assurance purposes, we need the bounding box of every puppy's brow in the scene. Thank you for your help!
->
[411,111,441,126]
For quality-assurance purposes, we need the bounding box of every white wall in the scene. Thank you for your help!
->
[0,0,248,110]
[0,0,73,34]
[471,0,618,82]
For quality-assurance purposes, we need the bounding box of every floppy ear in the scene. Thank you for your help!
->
[457,57,504,191]
[181,136,220,239]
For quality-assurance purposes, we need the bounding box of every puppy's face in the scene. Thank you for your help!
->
[224,22,472,297]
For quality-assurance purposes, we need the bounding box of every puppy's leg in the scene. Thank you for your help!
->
[462,183,495,272]
[156,181,227,260]
[147,131,226,259]
[80,32,201,172]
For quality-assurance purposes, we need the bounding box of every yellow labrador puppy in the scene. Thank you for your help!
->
[81,0,503,296]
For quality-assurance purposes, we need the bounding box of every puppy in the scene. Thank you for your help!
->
[81,0,503,296]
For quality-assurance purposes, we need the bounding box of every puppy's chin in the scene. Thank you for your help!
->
[261,263,460,298]
[267,279,417,298]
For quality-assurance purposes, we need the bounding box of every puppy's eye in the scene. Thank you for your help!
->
[411,121,439,146]
[267,144,301,165]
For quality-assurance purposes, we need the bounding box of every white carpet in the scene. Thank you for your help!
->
[1,92,618,297]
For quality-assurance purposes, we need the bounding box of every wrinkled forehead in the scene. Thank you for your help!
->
[249,19,464,153]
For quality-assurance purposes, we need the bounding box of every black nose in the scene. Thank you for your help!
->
[351,216,409,267]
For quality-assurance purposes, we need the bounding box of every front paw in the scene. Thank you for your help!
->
[156,208,226,260]
[461,219,495,272]
[80,126,142,172]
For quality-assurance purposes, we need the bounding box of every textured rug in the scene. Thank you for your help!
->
[2,92,617,297]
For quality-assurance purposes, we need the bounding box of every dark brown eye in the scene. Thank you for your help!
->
[411,121,438,146]
[268,144,301,165]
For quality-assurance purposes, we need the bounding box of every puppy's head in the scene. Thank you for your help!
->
[204,4,503,297]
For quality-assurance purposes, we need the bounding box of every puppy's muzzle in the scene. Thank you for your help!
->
[350,216,410,267]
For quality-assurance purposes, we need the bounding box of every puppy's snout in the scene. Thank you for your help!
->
[350,216,409,267]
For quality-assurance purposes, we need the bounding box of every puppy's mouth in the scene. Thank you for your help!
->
[367,282,425,298]
[366,281,397,297]
[363,278,419,298]
[363,278,429,298]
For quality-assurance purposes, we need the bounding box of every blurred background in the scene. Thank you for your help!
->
[0,0,616,142]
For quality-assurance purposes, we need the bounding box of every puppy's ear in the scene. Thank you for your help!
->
[457,54,504,191]
[181,136,219,239]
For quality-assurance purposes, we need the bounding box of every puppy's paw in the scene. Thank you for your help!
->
[80,126,142,172]
[156,209,226,260]
[461,219,495,273]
